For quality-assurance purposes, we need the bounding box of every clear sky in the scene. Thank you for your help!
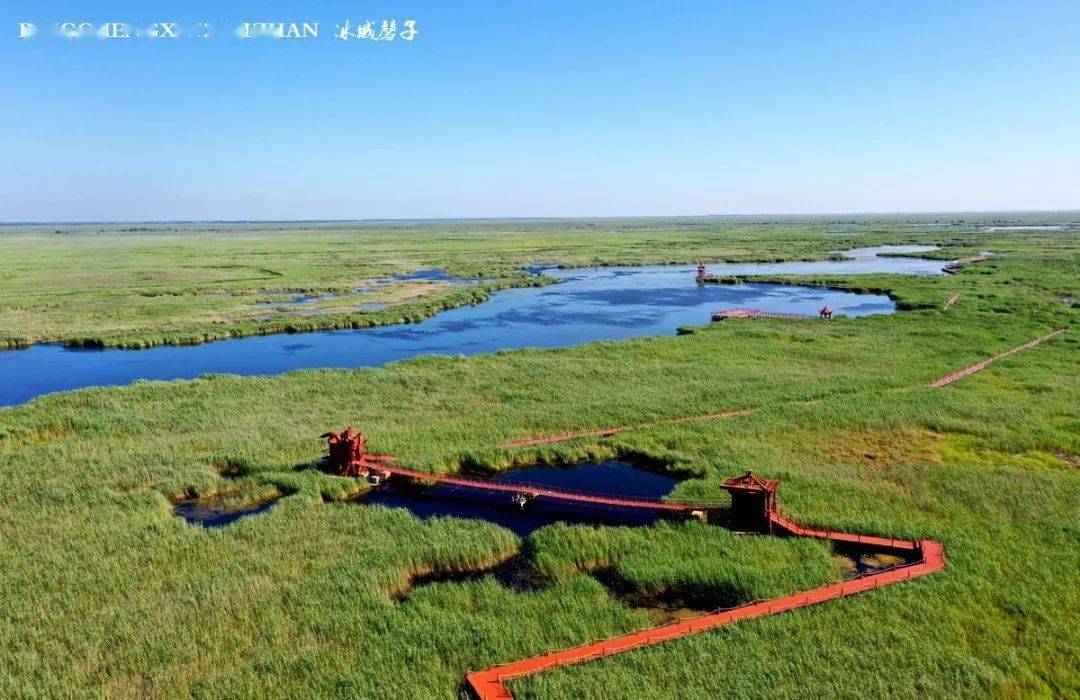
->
[2,1,1079,221]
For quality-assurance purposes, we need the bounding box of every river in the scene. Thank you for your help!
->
[0,246,946,406]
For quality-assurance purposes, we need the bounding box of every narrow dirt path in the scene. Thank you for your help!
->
[501,328,1067,448]
[502,409,757,447]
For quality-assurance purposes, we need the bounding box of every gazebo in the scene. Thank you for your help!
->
[721,471,780,532]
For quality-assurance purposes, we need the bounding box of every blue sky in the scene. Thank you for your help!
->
[2,1,1079,221]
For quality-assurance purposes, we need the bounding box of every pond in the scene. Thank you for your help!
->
[173,457,913,623]
[364,459,684,537]
[0,246,944,406]
[173,494,279,528]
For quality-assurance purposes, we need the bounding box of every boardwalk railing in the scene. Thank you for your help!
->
[928,329,1066,387]
[712,307,817,321]
[381,465,725,512]
[464,509,947,699]
[941,256,988,274]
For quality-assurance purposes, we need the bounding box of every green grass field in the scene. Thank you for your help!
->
[0,217,1077,697]
[1,214,1073,348]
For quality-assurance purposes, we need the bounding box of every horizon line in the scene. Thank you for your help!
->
[1,208,1079,227]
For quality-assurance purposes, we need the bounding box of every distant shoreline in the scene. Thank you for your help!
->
[2,210,1079,228]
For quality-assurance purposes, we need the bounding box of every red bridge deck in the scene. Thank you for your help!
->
[325,321,1068,697]
[327,438,951,699]
[362,462,944,699]
[465,513,944,699]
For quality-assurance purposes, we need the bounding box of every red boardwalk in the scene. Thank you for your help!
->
[379,464,713,514]
[465,514,944,699]
[465,536,944,699]
[321,432,948,700]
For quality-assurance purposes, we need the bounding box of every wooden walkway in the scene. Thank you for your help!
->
[928,329,1066,387]
[364,459,948,697]
[712,307,816,321]
[364,315,1060,697]
[377,464,716,513]
[464,510,945,699]
[942,256,988,274]
[460,329,1070,697]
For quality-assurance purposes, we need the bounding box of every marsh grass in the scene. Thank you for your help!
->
[3,216,1067,348]
[0,221,1076,697]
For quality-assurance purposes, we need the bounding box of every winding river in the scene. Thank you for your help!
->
[0,246,945,406]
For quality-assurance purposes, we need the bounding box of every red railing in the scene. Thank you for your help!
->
[380,465,724,512]
[464,511,947,699]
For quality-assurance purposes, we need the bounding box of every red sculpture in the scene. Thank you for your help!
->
[321,426,393,478]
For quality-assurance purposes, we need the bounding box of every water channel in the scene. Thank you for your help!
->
[0,246,946,406]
